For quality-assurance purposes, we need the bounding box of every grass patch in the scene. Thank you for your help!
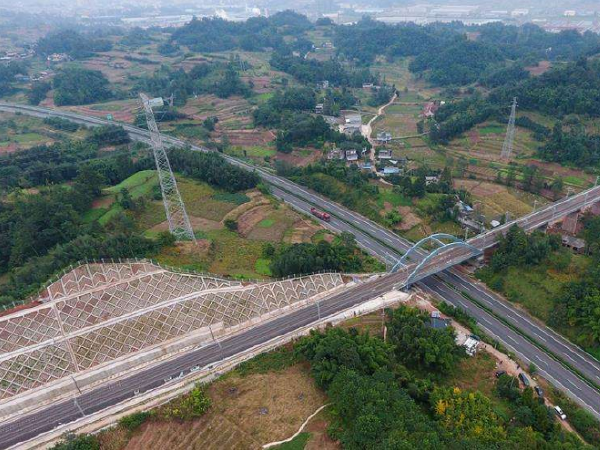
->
[105,170,158,199]
[12,132,45,143]
[563,175,587,187]
[235,347,298,377]
[98,204,124,226]
[82,208,107,223]
[478,123,506,135]
[258,218,275,228]
[211,192,251,205]
[272,432,312,450]
[255,258,272,276]
[378,188,412,208]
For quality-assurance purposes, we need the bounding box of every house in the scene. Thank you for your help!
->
[340,111,362,136]
[315,103,324,114]
[428,311,451,329]
[345,149,358,161]
[362,83,374,89]
[320,80,330,89]
[490,220,501,228]
[47,53,70,63]
[456,201,474,217]
[463,336,480,356]
[327,148,344,160]
[425,175,440,186]
[381,166,401,176]
[562,235,586,254]
[421,101,439,119]
[322,41,334,49]
[359,161,372,170]
[376,131,392,143]
[377,149,392,160]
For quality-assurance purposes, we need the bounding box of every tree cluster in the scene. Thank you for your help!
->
[167,147,259,192]
[270,48,375,88]
[132,61,250,105]
[170,11,311,53]
[53,67,112,106]
[486,225,560,273]
[36,30,112,59]
[269,238,365,278]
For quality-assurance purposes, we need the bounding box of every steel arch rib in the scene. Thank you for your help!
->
[391,233,463,273]
[405,241,482,286]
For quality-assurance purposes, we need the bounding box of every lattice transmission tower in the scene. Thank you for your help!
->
[501,97,518,159]
[139,93,195,242]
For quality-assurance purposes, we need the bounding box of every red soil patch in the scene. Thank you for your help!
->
[0,300,42,318]
[237,204,273,236]
[305,418,340,450]
[274,149,323,167]
[468,129,481,145]
[0,143,19,155]
[526,60,551,77]
[240,75,273,94]
[64,105,136,123]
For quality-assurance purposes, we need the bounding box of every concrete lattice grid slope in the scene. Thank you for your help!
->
[0,263,343,401]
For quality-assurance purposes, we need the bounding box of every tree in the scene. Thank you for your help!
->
[386,305,464,375]
[432,387,507,443]
[295,327,393,389]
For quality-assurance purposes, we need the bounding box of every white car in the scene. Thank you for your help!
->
[190,365,200,373]
[554,405,567,420]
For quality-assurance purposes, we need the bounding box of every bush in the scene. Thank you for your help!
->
[50,433,100,450]
[224,219,238,231]
[118,411,151,432]
[163,384,211,420]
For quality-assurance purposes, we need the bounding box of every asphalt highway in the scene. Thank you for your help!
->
[1,103,600,447]
[0,269,409,449]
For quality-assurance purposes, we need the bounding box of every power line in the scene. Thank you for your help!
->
[139,93,195,242]
[501,97,517,160]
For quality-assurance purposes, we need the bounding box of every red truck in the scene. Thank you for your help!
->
[310,207,331,222]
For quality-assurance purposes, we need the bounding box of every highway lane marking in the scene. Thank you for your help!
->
[449,274,600,369]
[568,380,583,391]
[506,335,518,344]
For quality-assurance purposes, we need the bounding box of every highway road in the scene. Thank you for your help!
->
[1,103,600,446]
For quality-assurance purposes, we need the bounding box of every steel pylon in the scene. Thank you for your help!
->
[501,97,517,160]
[139,93,195,242]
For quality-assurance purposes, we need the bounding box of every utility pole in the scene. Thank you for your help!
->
[501,97,517,160]
[139,93,195,242]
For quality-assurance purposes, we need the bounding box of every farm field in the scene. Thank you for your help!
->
[86,170,329,279]
[0,113,88,153]
[446,121,538,164]
[371,102,423,138]
[452,179,544,223]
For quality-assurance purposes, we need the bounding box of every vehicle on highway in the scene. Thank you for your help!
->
[554,405,567,420]
[163,376,172,382]
[518,373,530,387]
[133,389,140,395]
[535,386,544,398]
[310,207,330,222]
[190,365,200,372]
[495,370,506,378]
